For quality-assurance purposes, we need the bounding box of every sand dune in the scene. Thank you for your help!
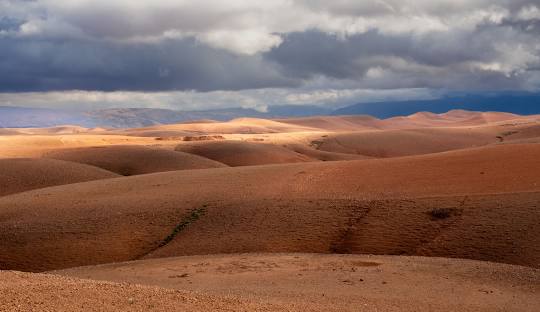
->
[180,119,220,124]
[113,129,197,138]
[1,110,539,312]
[1,143,539,271]
[175,140,314,166]
[0,134,158,158]
[497,123,540,143]
[44,145,227,176]
[55,254,540,312]
[144,191,540,268]
[285,143,372,161]
[0,129,20,135]
[17,125,91,135]
[275,111,537,132]
[0,158,119,197]
[312,127,499,157]
[276,115,383,131]
[305,119,540,158]
[129,118,319,135]
[382,110,532,129]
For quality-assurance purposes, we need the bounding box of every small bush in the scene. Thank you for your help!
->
[159,207,206,247]
[428,208,459,220]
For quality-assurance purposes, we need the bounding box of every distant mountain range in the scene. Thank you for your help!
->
[0,105,333,128]
[333,93,540,118]
[0,106,91,128]
[85,105,332,128]
[1,93,539,128]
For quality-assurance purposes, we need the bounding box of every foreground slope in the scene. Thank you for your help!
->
[6,254,539,311]
[0,158,119,197]
[56,254,540,312]
[44,145,227,176]
[1,143,539,271]
[0,271,290,312]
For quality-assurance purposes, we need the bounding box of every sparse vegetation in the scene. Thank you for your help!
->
[497,131,519,142]
[159,207,207,247]
[428,208,461,220]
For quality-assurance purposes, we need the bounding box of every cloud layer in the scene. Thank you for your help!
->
[1,0,539,108]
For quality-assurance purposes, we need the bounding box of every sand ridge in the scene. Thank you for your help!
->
[1,143,539,271]
[175,140,315,166]
[0,158,120,197]
[311,127,499,157]
[124,117,320,135]
[44,145,227,176]
[277,110,539,131]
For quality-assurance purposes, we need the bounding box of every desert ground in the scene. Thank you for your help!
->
[1,110,539,311]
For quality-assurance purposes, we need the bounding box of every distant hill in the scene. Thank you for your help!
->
[86,105,331,128]
[332,93,540,118]
[0,107,90,128]
[0,105,331,128]
[267,105,331,117]
[2,93,539,128]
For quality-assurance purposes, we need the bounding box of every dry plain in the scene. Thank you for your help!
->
[1,110,539,311]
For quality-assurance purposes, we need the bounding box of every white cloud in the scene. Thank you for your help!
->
[2,0,536,55]
[517,5,540,20]
[198,30,283,55]
[0,88,438,111]
[1,0,539,105]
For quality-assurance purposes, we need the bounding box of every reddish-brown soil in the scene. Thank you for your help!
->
[278,110,538,131]
[285,143,372,161]
[175,140,314,166]
[126,118,318,135]
[0,129,20,135]
[1,143,539,271]
[5,253,539,311]
[0,270,291,312]
[1,110,539,311]
[44,145,227,176]
[0,158,119,196]
[276,115,383,131]
[16,125,90,135]
[55,253,540,312]
[312,127,499,157]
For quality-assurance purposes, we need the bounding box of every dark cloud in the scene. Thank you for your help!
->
[0,16,23,32]
[0,0,539,95]
[0,37,296,92]
[265,26,538,91]
[266,30,489,77]
[500,18,540,34]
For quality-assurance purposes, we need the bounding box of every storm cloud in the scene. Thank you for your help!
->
[0,0,539,108]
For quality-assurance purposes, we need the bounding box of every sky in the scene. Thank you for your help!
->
[1,0,540,111]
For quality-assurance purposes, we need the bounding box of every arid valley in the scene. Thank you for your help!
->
[1,110,539,311]
[3,1,540,310]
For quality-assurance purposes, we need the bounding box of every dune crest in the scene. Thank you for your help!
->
[175,140,314,166]
[0,158,119,197]
[44,145,227,176]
